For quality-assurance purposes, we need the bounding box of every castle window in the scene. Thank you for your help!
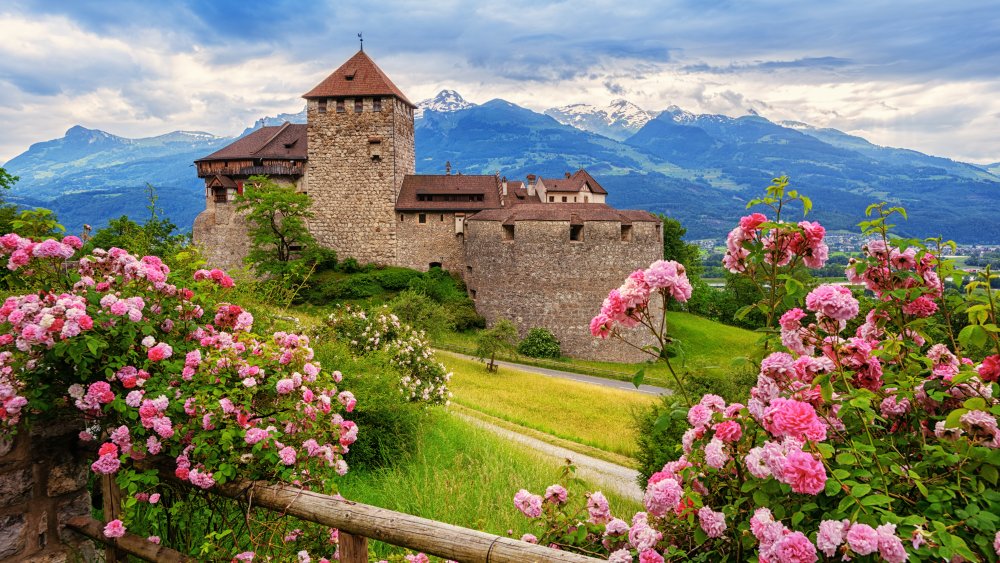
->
[373,98,382,112]
[570,225,584,242]
[419,213,427,224]
[561,196,567,202]
[621,224,633,242]
[318,99,327,114]
[584,196,589,203]
[400,214,404,221]
[470,289,477,299]
[371,154,381,162]
[336,100,345,113]
[574,197,578,202]
[549,196,554,202]
[355,99,363,113]
[440,214,444,222]
[502,224,515,241]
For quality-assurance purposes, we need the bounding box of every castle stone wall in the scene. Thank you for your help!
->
[192,203,251,271]
[396,212,467,275]
[306,97,415,265]
[464,219,662,362]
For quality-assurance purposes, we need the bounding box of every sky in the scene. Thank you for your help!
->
[1,0,998,165]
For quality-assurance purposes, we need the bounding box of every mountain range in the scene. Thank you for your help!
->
[3,89,999,242]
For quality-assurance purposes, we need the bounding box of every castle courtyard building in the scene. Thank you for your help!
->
[193,50,662,361]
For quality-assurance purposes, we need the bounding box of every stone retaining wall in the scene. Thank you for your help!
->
[0,418,94,562]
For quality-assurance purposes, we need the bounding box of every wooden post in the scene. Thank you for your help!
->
[101,473,123,562]
[338,531,369,563]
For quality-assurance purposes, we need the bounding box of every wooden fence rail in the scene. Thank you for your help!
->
[154,467,605,563]
[66,516,195,562]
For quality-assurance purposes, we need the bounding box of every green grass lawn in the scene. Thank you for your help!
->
[439,353,658,458]
[338,409,641,559]
[435,310,758,389]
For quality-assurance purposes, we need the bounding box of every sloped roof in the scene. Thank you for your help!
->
[207,175,238,188]
[467,203,658,224]
[196,123,307,162]
[541,169,609,194]
[506,182,542,204]
[303,50,415,107]
[396,174,501,211]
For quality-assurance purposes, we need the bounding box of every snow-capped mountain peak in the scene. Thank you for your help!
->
[415,90,476,118]
[544,99,657,141]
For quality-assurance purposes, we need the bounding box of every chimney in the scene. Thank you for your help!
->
[526,174,537,197]
[565,172,571,179]
[501,175,508,196]
[445,161,451,175]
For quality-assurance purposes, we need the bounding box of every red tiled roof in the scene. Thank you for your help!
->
[302,50,415,107]
[466,203,658,224]
[196,123,307,162]
[396,174,501,211]
[541,169,608,194]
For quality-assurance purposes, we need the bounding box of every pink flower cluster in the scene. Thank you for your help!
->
[513,489,543,518]
[814,519,908,562]
[194,268,235,288]
[0,233,79,271]
[723,213,829,274]
[591,261,691,338]
[847,240,942,316]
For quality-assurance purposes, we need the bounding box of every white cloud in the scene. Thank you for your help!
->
[1,2,998,167]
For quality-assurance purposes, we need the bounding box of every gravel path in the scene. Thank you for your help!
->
[454,412,644,502]
[436,350,671,396]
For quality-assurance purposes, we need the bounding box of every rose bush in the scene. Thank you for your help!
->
[520,181,1000,561]
[323,305,451,404]
[0,233,357,561]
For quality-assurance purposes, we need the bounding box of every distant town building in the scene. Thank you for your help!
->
[193,50,662,361]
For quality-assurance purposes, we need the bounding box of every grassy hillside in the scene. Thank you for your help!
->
[435,310,759,388]
[440,353,657,459]
[338,409,641,559]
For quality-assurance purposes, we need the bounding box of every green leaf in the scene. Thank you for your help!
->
[851,484,872,497]
[944,408,968,429]
[836,452,857,465]
[631,368,645,389]
[861,494,891,506]
[653,412,672,433]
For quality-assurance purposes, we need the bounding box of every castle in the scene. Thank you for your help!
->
[193,50,662,362]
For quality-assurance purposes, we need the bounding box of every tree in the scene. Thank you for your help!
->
[235,175,333,279]
[658,214,703,277]
[86,184,186,261]
[475,319,518,372]
[0,167,20,234]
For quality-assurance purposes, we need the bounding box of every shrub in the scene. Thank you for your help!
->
[407,267,467,303]
[311,340,421,470]
[634,366,756,485]
[338,257,363,273]
[371,267,423,291]
[388,289,454,335]
[0,234,357,560]
[320,273,382,300]
[446,298,486,331]
[517,178,1000,562]
[323,305,451,404]
[517,327,561,359]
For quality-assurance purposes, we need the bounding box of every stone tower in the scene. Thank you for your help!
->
[302,50,416,265]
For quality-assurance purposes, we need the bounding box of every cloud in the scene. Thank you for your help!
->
[0,0,998,165]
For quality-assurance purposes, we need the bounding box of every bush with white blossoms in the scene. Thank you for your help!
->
[0,233,357,561]
[324,305,451,404]
[517,181,1000,562]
